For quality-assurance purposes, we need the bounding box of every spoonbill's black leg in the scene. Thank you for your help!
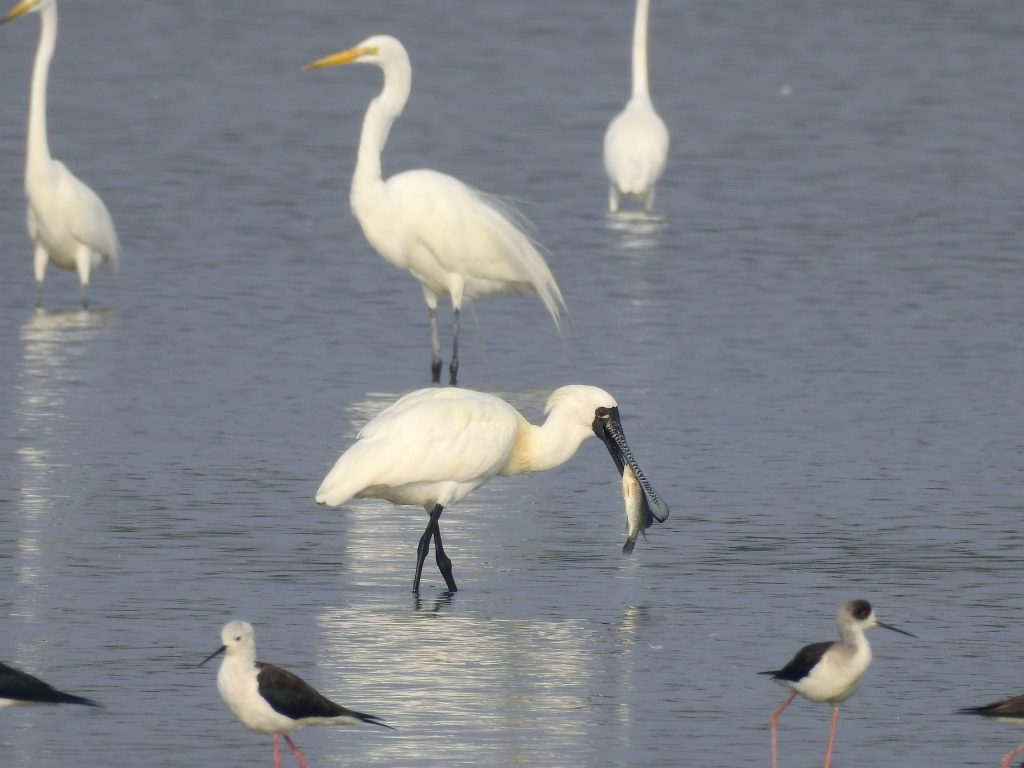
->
[432,522,457,592]
[413,504,445,593]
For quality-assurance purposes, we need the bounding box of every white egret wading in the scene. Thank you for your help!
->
[1,0,121,309]
[315,385,669,593]
[0,660,98,709]
[603,0,670,213]
[200,621,390,768]
[762,599,915,768]
[960,693,1024,768]
[304,35,567,385]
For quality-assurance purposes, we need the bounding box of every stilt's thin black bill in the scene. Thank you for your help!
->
[199,645,227,666]
[877,621,916,638]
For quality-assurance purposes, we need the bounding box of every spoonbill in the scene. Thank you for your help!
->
[0,660,99,709]
[315,385,669,593]
[200,620,391,768]
[960,693,1024,768]
[304,35,568,386]
[761,599,915,768]
[603,0,670,213]
[1,0,121,309]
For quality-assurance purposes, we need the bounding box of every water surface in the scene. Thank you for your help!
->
[0,1,1022,766]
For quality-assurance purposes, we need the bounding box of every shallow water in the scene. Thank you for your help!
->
[0,1,1022,766]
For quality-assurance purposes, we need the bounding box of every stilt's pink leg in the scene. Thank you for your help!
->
[770,692,797,768]
[823,706,840,768]
[1001,740,1024,768]
[273,734,281,768]
[283,734,308,768]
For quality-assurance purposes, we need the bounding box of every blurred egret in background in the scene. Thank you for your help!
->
[1,0,121,308]
[305,35,567,386]
[603,0,670,214]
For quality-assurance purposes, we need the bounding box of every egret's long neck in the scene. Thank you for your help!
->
[503,412,594,476]
[352,58,411,196]
[27,2,56,176]
[630,0,651,100]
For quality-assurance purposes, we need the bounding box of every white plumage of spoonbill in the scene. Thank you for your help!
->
[761,600,916,768]
[200,620,391,768]
[315,385,669,593]
[1,0,121,309]
[304,35,568,386]
[603,0,670,214]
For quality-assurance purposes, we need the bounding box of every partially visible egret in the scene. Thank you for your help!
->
[603,0,670,214]
[1,0,120,309]
[762,600,916,768]
[0,660,99,709]
[305,36,568,386]
[960,693,1024,768]
[315,385,669,593]
[200,620,391,768]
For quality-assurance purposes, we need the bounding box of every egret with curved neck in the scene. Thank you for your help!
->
[603,0,670,214]
[305,35,567,386]
[1,0,121,308]
[315,385,669,593]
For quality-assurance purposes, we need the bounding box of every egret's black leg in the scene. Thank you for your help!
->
[413,504,444,593]
[432,523,458,592]
[449,307,460,386]
[428,304,442,383]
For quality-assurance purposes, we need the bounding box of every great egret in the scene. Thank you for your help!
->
[0,660,99,708]
[315,385,669,593]
[761,600,915,768]
[304,35,567,386]
[603,0,670,213]
[1,0,121,309]
[960,693,1024,768]
[201,621,391,768]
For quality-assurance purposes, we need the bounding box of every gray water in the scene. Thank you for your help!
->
[0,1,1022,766]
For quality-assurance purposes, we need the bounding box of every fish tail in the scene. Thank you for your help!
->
[622,536,637,555]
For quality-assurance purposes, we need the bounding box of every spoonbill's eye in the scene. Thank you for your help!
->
[595,407,610,419]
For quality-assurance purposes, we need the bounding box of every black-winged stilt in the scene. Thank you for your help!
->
[761,599,915,768]
[959,693,1024,768]
[200,620,391,768]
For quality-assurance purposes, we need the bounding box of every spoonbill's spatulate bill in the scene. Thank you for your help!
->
[761,599,915,768]
[315,385,669,593]
[604,0,670,213]
[200,620,391,768]
[0,660,99,709]
[1,0,121,309]
[959,693,1024,768]
[304,35,567,385]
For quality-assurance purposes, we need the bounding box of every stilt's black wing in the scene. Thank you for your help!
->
[959,693,1024,718]
[0,661,99,706]
[256,662,391,728]
[760,641,836,684]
